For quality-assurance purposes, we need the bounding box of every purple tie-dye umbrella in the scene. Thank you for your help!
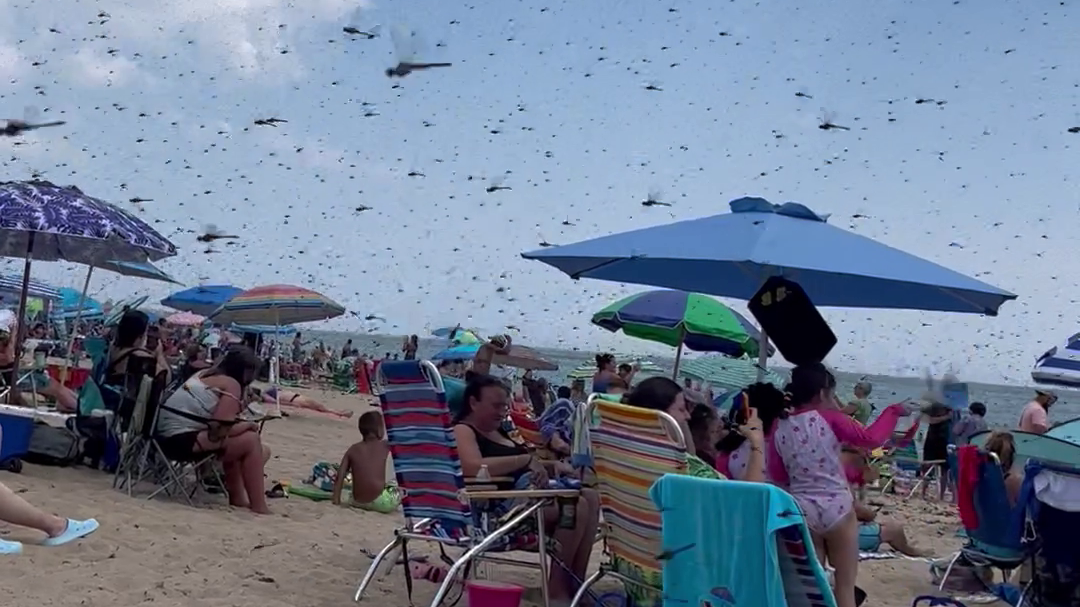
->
[0,180,176,264]
[0,180,178,396]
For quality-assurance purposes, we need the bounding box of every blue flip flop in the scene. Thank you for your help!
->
[40,518,99,547]
[0,539,23,555]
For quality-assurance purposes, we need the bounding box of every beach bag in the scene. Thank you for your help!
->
[24,423,82,466]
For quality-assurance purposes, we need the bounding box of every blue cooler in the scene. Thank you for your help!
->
[0,406,37,462]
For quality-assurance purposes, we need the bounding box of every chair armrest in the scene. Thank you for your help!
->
[466,488,580,500]
[465,476,514,484]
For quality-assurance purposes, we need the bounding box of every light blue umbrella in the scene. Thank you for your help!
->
[162,285,244,316]
[100,260,180,284]
[432,344,558,371]
[55,287,103,316]
[522,197,1016,315]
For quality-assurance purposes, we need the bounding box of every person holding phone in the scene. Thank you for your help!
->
[105,311,171,429]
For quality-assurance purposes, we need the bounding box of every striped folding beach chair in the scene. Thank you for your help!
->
[569,396,687,607]
[354,360,580,607]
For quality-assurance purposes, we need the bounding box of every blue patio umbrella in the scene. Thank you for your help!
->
[524,197,1016,376]
[522,197,1016,315]
[161,285,244,317]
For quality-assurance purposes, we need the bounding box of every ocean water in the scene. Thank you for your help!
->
[301,330,1079,429]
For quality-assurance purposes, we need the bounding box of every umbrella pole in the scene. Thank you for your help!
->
[7,233,35,405]
[756,330,768,382]
[272,307,281,418]
[672,344,685,380]
[61,266,95,385]
[671,326,688,379]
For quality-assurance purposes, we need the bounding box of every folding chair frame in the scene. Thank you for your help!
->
[353,360,578,607]
[878,455,948,499]
[112,374,227,505]
[569,395,686,607]
[938,451,1034,599]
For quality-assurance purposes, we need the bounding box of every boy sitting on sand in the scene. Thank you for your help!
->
[327,411,400,512]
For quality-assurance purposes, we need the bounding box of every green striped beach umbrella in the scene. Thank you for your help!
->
[678,356,788,392]
[592,289,771,376]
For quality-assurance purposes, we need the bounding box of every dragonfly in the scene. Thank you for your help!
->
[485,173,511,193]
[385,24,451,78]
[343,7,380,38]
[642,188,670,207]
[196,224,239,243]
[795,87,813,99]
[0,107,65,137]
[643,80,663,92]
[818,109,850,131]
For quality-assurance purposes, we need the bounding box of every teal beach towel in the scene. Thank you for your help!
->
[649,474,837,607]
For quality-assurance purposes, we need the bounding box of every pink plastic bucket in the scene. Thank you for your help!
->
[465,580,525,607]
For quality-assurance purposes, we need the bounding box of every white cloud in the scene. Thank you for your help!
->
[0,44,25,80]
[105,0,368,78]
[66,47,143,87]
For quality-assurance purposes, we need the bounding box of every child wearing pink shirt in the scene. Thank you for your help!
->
[768,363,913,607]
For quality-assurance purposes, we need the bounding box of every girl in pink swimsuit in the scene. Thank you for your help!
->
[767,363,912,607]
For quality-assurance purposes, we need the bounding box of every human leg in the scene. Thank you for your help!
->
[543,491,600,601]
[282,392,352,418]
[219,431,270,514]
[823,512,860,607]
[878,521,930,557]
[0,480,67,535]
[40,378,77,412]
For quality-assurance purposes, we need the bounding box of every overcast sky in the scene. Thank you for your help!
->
[0,0,1077,384]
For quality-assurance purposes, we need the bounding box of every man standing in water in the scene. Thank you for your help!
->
[1019,389,1056,434]
[842,381,874,425]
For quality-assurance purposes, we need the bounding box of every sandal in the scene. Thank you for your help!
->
[265,483,289,499]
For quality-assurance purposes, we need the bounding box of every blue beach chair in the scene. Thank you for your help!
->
[939,447,1032,591]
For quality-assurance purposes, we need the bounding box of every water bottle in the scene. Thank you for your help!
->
[557,495,576,529]
[476,464,491,481]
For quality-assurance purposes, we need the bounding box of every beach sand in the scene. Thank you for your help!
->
[0,386,1000,607]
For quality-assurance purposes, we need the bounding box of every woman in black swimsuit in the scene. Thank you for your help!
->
[105,311,171,431]
[453,374,600,603]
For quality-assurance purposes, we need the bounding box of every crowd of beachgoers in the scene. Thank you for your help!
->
[0,315,1075,607]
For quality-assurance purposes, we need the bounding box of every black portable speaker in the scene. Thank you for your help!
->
[748,276,837,365]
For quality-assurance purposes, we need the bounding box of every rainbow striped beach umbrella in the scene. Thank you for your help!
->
[207,284,345,326]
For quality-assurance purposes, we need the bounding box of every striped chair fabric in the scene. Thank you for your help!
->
[776,525,838,607]
[590,399,686,607]
[378,361,472,538]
